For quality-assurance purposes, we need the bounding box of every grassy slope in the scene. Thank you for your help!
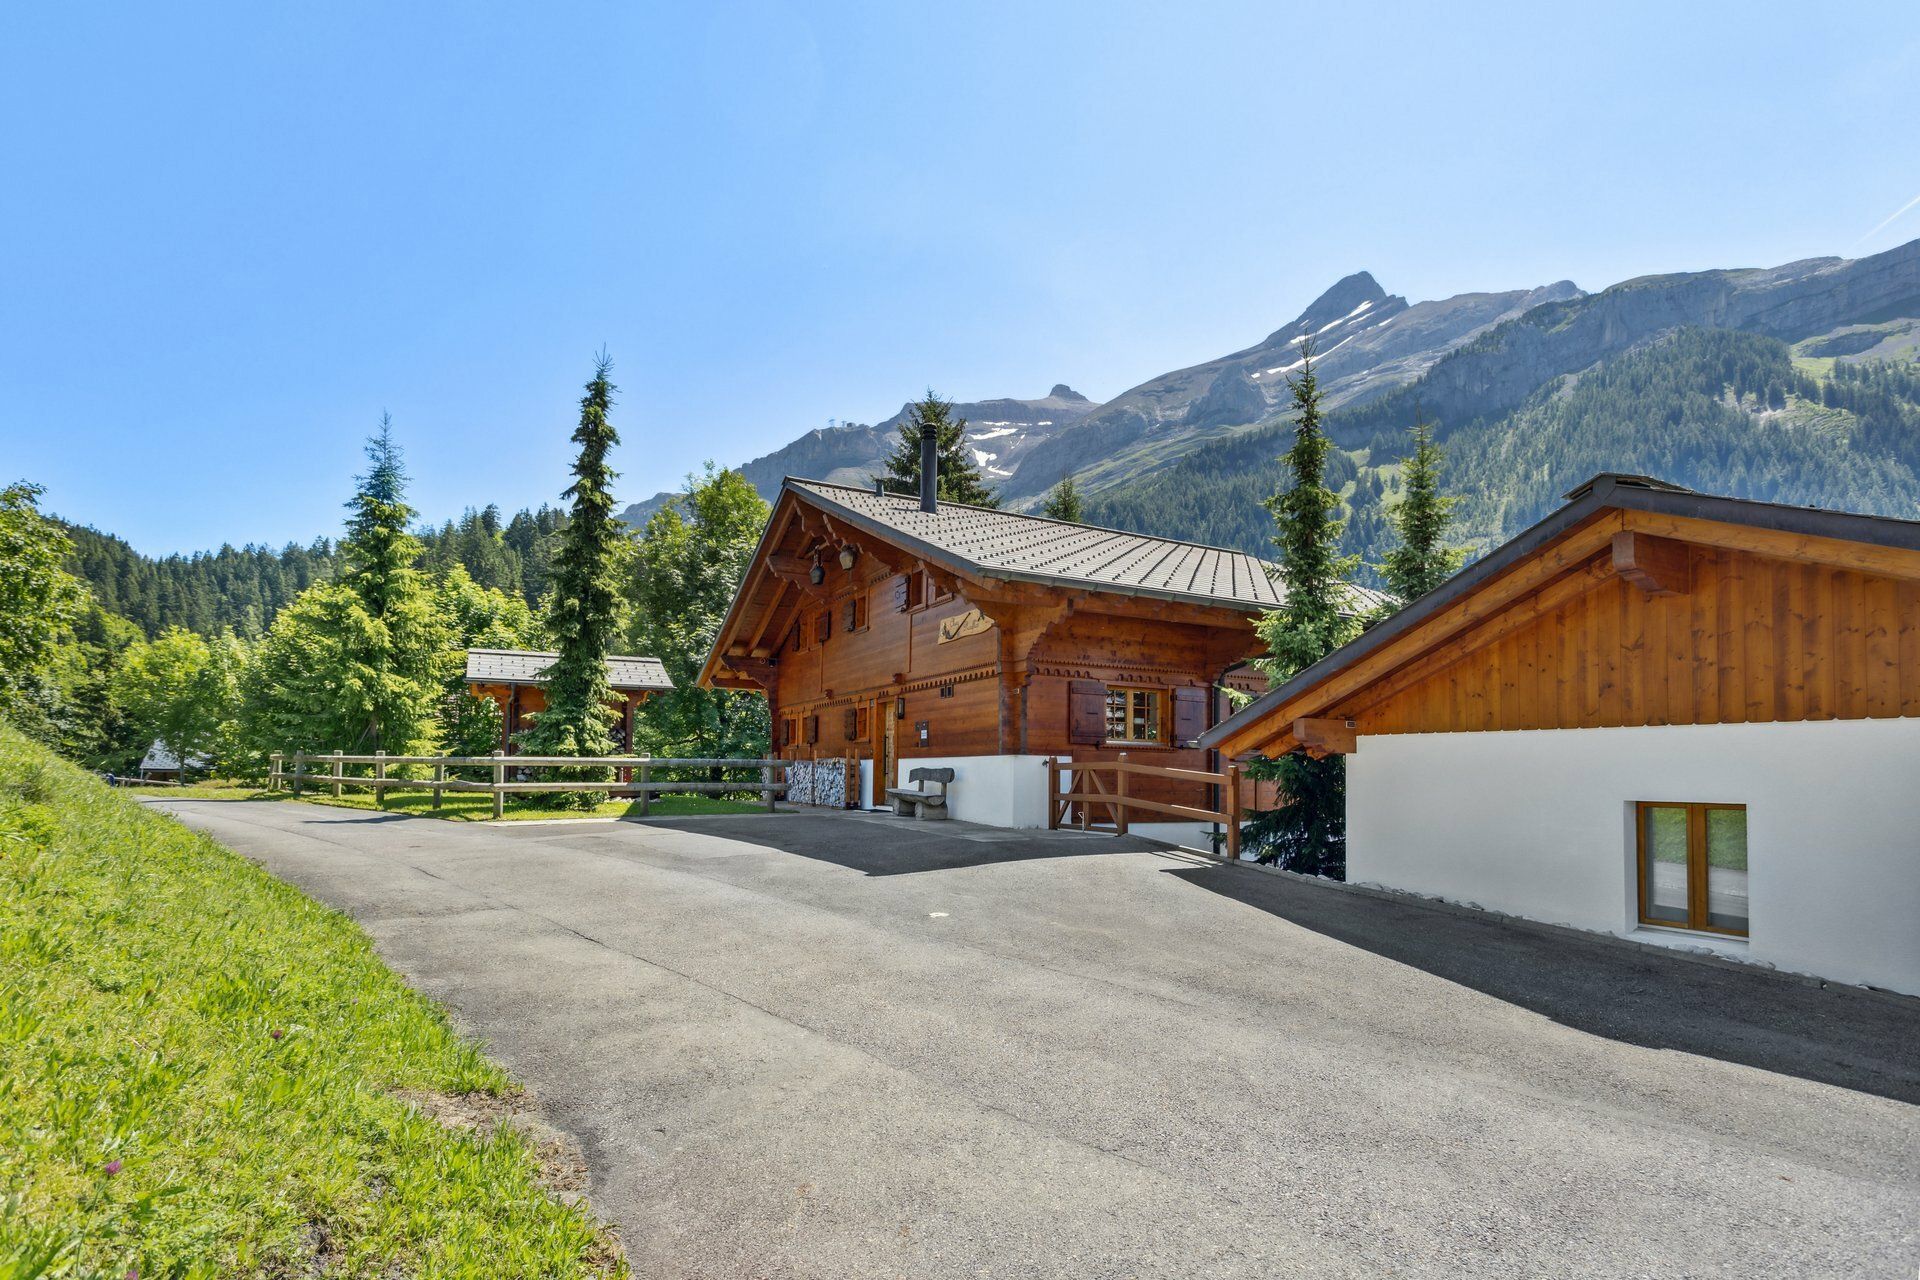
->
[0,726,626,1278]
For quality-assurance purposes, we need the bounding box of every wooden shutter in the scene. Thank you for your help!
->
[843,708,858,741]
[1068,680,1106,745]
[1172,687,1207,746]
[892,576,910,611]
[805,715,819,745]
[814,611,831,644]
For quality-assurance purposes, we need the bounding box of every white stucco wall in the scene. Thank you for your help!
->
[1347,717,1920,995]
[896,755,1061,828]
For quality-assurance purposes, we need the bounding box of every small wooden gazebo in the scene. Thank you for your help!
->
[463,648,673,754]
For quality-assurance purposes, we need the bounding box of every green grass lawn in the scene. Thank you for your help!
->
[114,780,772,821]
[0,727,627,1277]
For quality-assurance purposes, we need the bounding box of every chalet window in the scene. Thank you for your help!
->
[843,595,867,633]
[814,610,831,645]
[1636,802,1748,936]
[843,707,858,741]
[790,623,803,653]
[1104,687,1165,746]
[855,706,870,739]
[899,571,925,612]
[804,715,820,746]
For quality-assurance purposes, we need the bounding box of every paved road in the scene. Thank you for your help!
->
[150,800,1919,1279]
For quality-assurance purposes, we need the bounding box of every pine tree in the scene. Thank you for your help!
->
[876,391,998,507]
[336,418,444,755]
[519,353,626,802]
[1040,473,1085,522]
[1377,416,1465,605]
[1245,339,1362,877]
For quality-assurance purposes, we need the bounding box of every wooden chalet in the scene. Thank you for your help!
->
[464,648,673,754]
[1203,473,1920,995]
[699,447,1384,824]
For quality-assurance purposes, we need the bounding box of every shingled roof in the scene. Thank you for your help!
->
[464,648,673,691]
[787,479,1389,614]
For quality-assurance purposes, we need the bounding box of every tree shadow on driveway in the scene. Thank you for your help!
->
[636,811,1160,877]
[1168,862,1920,1106]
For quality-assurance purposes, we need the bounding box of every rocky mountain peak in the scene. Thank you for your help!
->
[1264,271,1390,346]
[1049,384,1090,402]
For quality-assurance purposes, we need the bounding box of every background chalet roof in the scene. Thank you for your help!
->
[138,740,210,772]
[789,479,1389,614]
[464,648,674,691]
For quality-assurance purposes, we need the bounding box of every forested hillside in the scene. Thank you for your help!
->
[1087,330,1920,577]
[63,503,570,637]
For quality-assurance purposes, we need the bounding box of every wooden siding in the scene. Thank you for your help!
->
[1354,544,1920,736]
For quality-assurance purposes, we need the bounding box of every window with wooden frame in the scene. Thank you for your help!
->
[813,610,831,645]
[855,705,870,739]
[804,714,820,746]
[1635,802,1748,936]
[843,594,867,634]
[789,622,804,653]
[898,570,924,612]
[1102,686,1166,746]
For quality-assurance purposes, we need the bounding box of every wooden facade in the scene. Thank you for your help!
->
[700,482,1286,811]
[1208,477,1920,761]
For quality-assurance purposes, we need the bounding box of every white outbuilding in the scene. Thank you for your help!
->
[1203,474,1920,996]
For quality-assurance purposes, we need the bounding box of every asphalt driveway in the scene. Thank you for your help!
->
[149,800,1920,1279]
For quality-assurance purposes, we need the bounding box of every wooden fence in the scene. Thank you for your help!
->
[1044,753,1244,861]
[269,751,787,820]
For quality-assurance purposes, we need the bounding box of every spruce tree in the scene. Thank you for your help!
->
[519,354,625,802]
[876,391,998,507]
[1040,473,1085,522]
[1377,416,1465,605]
[1246,339,1362,877]
[337,419,444,756]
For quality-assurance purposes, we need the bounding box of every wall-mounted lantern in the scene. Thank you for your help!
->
[808,557,825,585]
[895,696,907,719]
[838,545,859,571]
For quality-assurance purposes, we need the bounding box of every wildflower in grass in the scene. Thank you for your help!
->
[103,1159,122,1175]
[270,1028,284,1040]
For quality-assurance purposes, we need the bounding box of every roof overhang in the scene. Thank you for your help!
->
[1201,474,1920,759]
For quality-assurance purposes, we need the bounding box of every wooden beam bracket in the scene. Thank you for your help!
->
[1612,531,1692,597]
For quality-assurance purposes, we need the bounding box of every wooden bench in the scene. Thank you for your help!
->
[886,767,954,820]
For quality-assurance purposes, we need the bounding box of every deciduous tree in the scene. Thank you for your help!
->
[628,465,771,761]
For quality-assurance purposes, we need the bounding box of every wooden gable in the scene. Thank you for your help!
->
[1213,502,1920,760]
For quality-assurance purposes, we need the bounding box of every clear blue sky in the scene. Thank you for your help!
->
[4,2,1917,554]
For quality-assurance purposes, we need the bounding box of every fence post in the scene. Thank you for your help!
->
[373,750,387,808]
[1045,757,1059,829]
[269,753,282,793]
[636,760,650,817]
[1114,753,1129,837]
[292,754,305,797]
[331,749,344,798]
[763,761,777,812]
[491,751,505,820]
[1225,762,1242,862]
[432,759,445,811]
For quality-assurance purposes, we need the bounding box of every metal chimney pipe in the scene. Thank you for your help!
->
[919,421,939,513]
